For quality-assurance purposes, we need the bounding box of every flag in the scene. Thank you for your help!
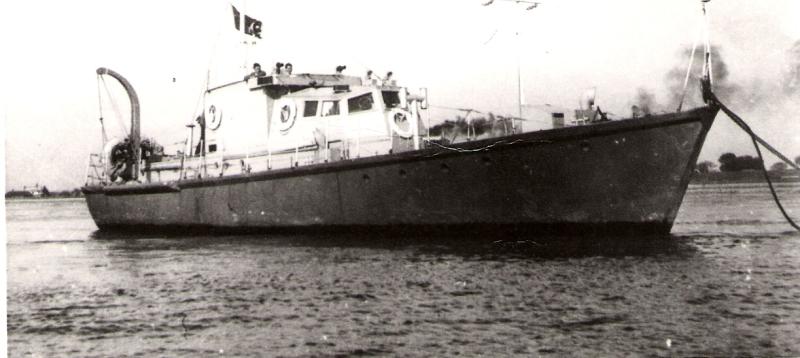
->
[231,5,241,31]
[244,15,262,39]
[231,5,261,39]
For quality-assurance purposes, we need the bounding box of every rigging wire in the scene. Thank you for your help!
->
[483,29,499,45]
[100,76,130,137]
[677,25,702,112]
[96,75,109,145]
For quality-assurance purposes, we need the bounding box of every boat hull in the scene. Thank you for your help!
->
[83,107,717,236]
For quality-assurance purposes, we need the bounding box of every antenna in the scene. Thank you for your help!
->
[482,0,543,131]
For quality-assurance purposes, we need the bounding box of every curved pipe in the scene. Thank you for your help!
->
[96,67,140,180]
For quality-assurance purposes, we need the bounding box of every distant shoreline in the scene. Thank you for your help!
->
[4,197,85,201]
[6,170,798,201]
[690,170,800,184]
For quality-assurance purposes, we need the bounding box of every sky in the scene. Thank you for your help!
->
[2,0,799,191]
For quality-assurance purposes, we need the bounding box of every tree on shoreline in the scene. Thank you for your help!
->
[718,153,763,172]
[770,162,788,172]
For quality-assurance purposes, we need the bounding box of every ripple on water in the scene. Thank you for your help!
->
[6,187,800,356]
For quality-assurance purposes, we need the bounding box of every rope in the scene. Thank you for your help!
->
[709,92,799,231]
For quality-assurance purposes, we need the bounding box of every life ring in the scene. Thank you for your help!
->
[206,104,223,130]
[274,99,297,134]
[388,108,414,139]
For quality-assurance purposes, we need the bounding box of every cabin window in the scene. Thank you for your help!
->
[303,101,318,117]
[321,100,340,116]
[382,91,400,108]
[208,144,217,153]
[347,93,374,113]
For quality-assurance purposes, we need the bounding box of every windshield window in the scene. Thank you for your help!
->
[382,91,400,109]
[321,101,340,116]
[348,93,374,113]
[303,101,318,117]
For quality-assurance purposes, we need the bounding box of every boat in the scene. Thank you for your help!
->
[81,7,720,236]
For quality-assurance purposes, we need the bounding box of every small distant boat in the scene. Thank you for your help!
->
[81,6,720,236]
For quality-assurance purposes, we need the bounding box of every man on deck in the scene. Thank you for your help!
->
[244,63,267,80]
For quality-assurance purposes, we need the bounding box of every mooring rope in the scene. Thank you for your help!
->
[709,92,799,231]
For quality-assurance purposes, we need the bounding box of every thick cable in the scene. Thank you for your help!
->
[712,94,799,171]
[750,135,800,231]
[710,93,799,231]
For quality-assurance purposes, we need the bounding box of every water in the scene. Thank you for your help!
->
[6,183,800,357]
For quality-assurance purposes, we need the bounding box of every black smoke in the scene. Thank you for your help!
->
[631,88,657,115]
[665,45,739,110]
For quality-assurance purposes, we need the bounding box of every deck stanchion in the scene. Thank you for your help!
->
[325,116,330,162]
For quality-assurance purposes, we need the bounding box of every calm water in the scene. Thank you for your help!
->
[6,183,800,357]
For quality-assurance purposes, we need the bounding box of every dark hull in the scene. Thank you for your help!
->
[83,107,718,236]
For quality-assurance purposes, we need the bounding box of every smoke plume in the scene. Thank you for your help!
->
[783,40,800,95]
[665,45,738,110]
[631,88,657,115]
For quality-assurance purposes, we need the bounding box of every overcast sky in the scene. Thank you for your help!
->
[2,0,799,191]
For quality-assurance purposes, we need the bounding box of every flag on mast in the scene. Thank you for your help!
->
[231,4,262,39]
[244,15,262,38]
[231,5,241,30]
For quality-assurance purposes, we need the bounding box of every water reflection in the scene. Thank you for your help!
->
[90,229,697,260]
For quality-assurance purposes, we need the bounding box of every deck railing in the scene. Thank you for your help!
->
[85,153,107,186]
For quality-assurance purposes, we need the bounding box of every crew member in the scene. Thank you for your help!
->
[383,71,394,85]
[365,70,377,84]
[284,63,293,75]
[244,63,267,80]
[272,62,284,75]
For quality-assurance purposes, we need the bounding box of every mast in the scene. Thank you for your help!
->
[96,67,141,181]
[516,30,522,132]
